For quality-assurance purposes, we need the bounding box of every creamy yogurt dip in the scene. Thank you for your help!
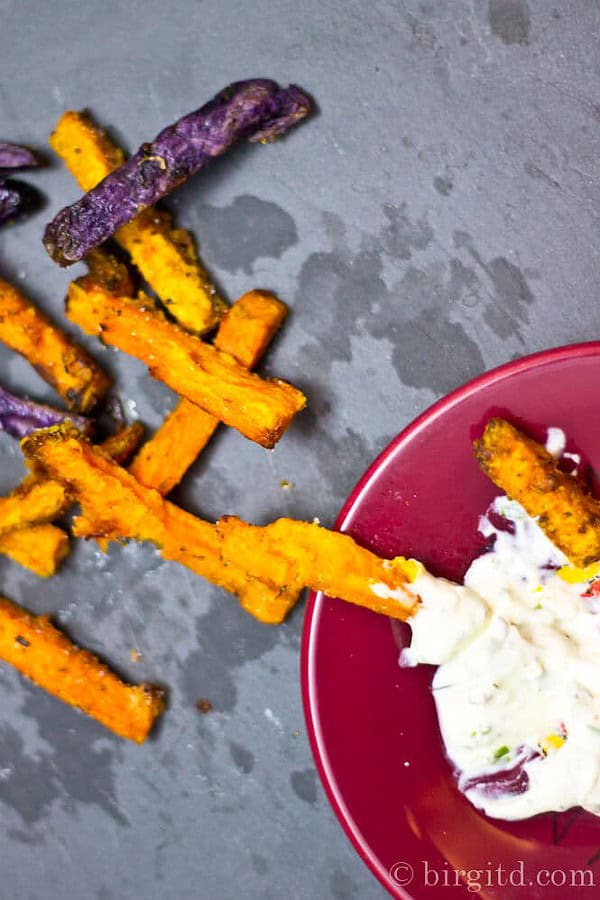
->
[401,494,600,821]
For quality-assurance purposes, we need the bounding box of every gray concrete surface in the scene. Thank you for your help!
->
[0,0,599,897]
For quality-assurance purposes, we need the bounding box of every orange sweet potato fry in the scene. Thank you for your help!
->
[66,281,305,448]
[0,525,69,577]
[0,425,144,536]
[128,399,216,494]
[0,275,110,412]
[22,424,302,623]
[475,418,600,567]
[0,477,69,534]
[216,516,420,621]
[215,290,288,368]
[49,110,225,334]
[129,290,287,493]
[0,595,164,742]
[84,248,135,298]
[0,425,144,574]
[21,425,418,624]
[49,110,124,191]
[100,421,145,466]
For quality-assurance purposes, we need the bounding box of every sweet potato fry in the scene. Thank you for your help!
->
[0,595,164,742]
[214,290,288,368]
[48,111,124,191]
[474,418,600,567]
[216,516,420,621]
[49,110,225,334]
[67,281,305,448]
[44,81,312,267]
[0,525,69,577]
[84,248,135,298]
[129,290,287,493]
[127,399,216,495]
[0,477,69,535]
[22,424,302,622]
[21,425,419,624]
[0,275,110,412]
[0,426,144,574]
[100,421,145,466]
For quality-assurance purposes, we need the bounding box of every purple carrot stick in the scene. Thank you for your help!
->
[43,79,312,265]
[0,384,92,439]
[0,142,39,169]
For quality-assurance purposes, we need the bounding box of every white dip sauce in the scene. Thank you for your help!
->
[401,495,600,820]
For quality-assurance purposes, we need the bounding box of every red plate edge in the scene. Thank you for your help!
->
[300,340,600,899]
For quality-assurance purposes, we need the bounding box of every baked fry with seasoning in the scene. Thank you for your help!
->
[216,516,419,620]
[44,80,312,267]
[0,477,69,534]
[0,525,69,577]
[474,417,600,567]
[0,426,144,575]
[100,421,145,465]
[0,595,164,742]
[129,289,287,493]
[66,280,305,448]
[49,110,225,334]
[22,423,303,623]
[22,424,420,624]
[0,275,110,412]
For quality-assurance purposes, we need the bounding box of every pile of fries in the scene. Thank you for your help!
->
[0,106,420,742]
[4,95,596,747]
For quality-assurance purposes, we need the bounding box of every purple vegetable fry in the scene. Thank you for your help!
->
[0,142,39,169]
[0,178,40,225]
[0,179,24,224]
[0,384,92,439]
[43,79,313,265]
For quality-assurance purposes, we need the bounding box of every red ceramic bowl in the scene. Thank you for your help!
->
[301,343,600,900]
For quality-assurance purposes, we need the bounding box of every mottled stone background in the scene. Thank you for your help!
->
[0,0,599,897]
